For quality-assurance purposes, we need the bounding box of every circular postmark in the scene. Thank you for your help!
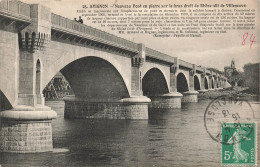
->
[204,95,255,145]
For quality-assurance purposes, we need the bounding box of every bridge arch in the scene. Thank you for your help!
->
[142,68,169,96]
[204,77,209,89]
[46,56,130,101]
[194,75,200,90]
[42,45,132,96]
[211,78,214,89]
[141,62,170,91]
[177,72,189,93]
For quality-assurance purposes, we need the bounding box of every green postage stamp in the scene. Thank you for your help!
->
[221,122,257,166]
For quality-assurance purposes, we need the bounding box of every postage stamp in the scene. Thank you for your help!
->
[204,95,255,143]
[221,122,257,166]
[203,95,258,166]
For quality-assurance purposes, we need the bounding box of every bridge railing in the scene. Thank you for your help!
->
[146,47,175,63]
[179,59,194,69]
[0,0,30,18]
[51,13,139,51]
[50,14,224,76]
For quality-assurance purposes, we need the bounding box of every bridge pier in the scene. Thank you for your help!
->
[208,75,214,91]
[149,92,183,109]
[181,67,199,102]
[147,61,183,109]
[0,105,57,153]
[182,90,199,102]
[198,73,208,94]
[63,96,150,119]
[0,3,58,153]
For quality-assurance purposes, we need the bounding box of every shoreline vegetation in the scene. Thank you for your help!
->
[45,86,259,102]
[198,86,259,101]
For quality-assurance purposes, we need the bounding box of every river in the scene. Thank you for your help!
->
[0,100,259,167]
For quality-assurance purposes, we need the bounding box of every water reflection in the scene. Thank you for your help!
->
[0,100,259,167]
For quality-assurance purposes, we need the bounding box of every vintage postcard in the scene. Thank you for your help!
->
[0,0,259,166]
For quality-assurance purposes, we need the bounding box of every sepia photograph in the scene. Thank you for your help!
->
[0,0,259,166]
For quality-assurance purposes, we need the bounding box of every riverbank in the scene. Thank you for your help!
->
[198,86,259,101]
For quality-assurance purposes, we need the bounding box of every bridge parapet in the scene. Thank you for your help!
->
[179,59,193,69]
[0,0,30,19]
[145,47,175,63]
[0,0,31,32]
[51,13,138,52]
[50,13,225,79]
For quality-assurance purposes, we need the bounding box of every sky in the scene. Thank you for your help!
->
[22,0,260,71]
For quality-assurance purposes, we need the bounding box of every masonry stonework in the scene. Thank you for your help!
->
[182,92,198,102]
[149,92,183,109]
[0,120,53,153]
[0,31,19,108]
[64,96,150,119]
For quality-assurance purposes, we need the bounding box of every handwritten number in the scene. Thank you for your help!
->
[242,32,248,45]
[242,32,256,48]
[249,34,256,48]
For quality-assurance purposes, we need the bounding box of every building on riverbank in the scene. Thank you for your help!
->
[224,59,236,85]
[243,63,260,95]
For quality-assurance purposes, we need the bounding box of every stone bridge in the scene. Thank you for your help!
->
[0,1,227,153]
